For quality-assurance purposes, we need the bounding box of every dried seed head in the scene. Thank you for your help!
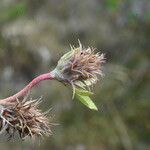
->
[0,97,52,140]
[53,41,105,90]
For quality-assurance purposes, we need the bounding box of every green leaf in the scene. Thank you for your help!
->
[75,88,93,96]
[60,50,73,61]
[75,90,98,111]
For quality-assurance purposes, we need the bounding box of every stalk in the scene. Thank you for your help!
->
[0,72,55,105]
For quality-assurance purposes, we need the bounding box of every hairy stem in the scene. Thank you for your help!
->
[0,72,55,105]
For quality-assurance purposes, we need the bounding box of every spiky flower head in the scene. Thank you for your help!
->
[53,41,105,92]
[0,97,51,140]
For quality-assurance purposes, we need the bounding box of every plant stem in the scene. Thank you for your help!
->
[0,72,55,105]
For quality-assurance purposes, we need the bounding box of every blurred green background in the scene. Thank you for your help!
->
[0,0,150,150]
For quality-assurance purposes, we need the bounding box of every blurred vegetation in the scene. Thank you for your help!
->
[0,0,150,150]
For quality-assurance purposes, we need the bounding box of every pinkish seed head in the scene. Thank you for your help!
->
[53,42,105,90]
[0,97,52,140]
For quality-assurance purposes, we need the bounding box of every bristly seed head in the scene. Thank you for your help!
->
[0,97,52,140]
[53,41,105,91]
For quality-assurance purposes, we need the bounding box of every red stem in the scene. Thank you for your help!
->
[0,72,54,105]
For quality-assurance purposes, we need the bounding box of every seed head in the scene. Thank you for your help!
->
[0,97,52,140]
[53,41,105,91]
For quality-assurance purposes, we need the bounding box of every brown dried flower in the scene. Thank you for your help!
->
[0,97,51,140]
[53,41,105,92]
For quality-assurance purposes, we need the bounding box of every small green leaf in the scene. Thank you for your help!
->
[75,93,98,111]
[59,50,73,63]
[75,88,93,96]
[74,81,86,89]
